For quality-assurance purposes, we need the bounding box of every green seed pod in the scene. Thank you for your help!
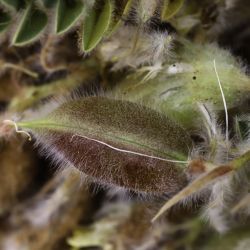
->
[18,97,192,195]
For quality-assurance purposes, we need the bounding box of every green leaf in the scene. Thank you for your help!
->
[0,10,11,33]
[161,0,185,21]
[82,0,112,52]
[0,0,23,10]
[12,3,48,46]
[42,0,57,8]
[55,0,84,34]
[18,97,192,194]
[108,0,133,34]
[36,0,58,8]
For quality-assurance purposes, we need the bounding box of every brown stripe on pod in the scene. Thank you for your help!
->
[39,130,188,195]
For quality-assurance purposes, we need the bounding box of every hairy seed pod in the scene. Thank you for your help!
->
[18,97,192,195]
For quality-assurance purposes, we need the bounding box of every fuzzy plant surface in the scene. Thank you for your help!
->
[17,96,191,194]
[112,40,250,129]
[0,0,250,250]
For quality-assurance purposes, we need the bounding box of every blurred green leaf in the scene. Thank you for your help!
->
[0,10,11,33]
[12,3,48,46]
[0,0,21,10]
[161,0,185,20]
[108,0,133,34]
[82,0,112,52]
[55,0,84,34]
[36,0,58,8]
